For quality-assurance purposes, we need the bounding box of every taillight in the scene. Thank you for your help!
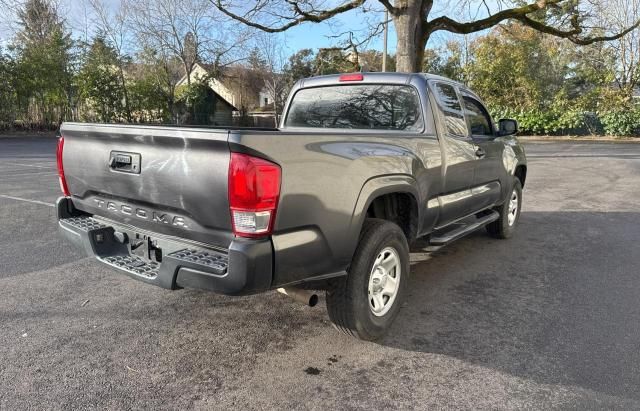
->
[56,136,70,196]
[339,73,364,82]
[228,152,281,238]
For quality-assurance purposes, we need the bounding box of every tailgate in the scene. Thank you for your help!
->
[60,123,233,248]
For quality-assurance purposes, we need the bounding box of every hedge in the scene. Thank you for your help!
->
[491,106,640,137]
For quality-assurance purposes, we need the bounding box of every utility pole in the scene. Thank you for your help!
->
[382,9,389,72]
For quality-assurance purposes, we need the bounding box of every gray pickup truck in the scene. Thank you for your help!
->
[57,72,526,340]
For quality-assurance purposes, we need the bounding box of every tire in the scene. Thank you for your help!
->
[486,178,523,239]
[326,218,409,341]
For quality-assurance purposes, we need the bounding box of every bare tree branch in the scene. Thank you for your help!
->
[88,0,133,121]
[428,0,564,34]
[130,0,223,85]
[376,0,397,14]
[428,0,640,46]
[211,0,366,32]
[516,14,640,45]
[212,0,640,72]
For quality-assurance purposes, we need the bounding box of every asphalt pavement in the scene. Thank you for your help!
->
[1,137,639,409]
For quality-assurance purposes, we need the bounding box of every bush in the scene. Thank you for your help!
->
[491,103,640,137]
[175,82,217,125]
[491,106,588,135]
[556,109,587,133]
[517,110,559,135]
[599,108,640,136]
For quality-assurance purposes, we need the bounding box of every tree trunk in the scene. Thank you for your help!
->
[184,61,192,86]
[393,0,429,73]
[118,64,132,123]
[167,92,175,123]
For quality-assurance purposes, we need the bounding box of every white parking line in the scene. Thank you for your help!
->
[3,162,55,169]
[0,194,54,207]
[2,172,58,177]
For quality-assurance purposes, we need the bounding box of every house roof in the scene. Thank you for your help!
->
[177,63,239,110]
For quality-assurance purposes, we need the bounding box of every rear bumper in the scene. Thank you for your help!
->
[56,197,273,295]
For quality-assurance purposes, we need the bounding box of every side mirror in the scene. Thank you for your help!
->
[498,119,518,136]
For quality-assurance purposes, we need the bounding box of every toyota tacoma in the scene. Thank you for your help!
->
[56,72,527,340]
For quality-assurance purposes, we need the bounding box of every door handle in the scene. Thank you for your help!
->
[475,147,486,158]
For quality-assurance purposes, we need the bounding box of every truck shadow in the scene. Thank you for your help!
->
[381,210,640,400]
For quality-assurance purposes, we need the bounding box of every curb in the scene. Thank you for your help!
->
[518,136,640,143]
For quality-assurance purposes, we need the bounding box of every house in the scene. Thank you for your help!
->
[176,63,278,126]
[176,63,239,125]
[259,88,274,108]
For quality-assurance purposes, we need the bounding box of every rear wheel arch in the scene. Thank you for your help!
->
[349,176,422,250]
[365,192,419,242]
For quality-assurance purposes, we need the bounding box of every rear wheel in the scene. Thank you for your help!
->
[326,219,409,341]
[486,178,522,239]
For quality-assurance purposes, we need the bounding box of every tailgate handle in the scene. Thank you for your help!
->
[110,154,131,167]
[109,151,141,174]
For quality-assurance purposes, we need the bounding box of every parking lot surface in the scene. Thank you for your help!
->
[1,137,639,409]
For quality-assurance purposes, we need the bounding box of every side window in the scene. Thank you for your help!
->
[463,96,493,136]
[432,83,468,137]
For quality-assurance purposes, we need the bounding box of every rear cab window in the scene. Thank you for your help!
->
[284,84,424,131]
[431,82,469,137]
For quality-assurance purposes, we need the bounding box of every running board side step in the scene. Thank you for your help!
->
[429,211,500,246]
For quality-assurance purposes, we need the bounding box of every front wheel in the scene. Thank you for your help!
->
[486,178,522,239]
[326,219,409,341]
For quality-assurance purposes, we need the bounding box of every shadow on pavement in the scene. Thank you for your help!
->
[381,210,640,400]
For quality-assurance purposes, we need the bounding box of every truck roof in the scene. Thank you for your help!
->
[294,72,484,104]
[297,72,464,88]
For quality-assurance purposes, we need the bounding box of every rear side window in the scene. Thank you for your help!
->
[433,83,468,137]
[463,96,493,136]
[284,84,423,131]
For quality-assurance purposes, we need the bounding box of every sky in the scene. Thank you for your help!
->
[276,7,398,55]
[239,4,459,56]
[0,0,471,58]
[0,1,391,53]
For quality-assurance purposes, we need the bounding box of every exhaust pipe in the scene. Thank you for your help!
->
[277,287,319,307]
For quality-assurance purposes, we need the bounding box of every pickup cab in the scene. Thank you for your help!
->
[57,72,527,340]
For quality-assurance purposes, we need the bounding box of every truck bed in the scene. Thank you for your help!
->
[61,123,237,248]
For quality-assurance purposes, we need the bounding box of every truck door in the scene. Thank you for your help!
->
[429,81,478,227]
[461,92,504,210]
